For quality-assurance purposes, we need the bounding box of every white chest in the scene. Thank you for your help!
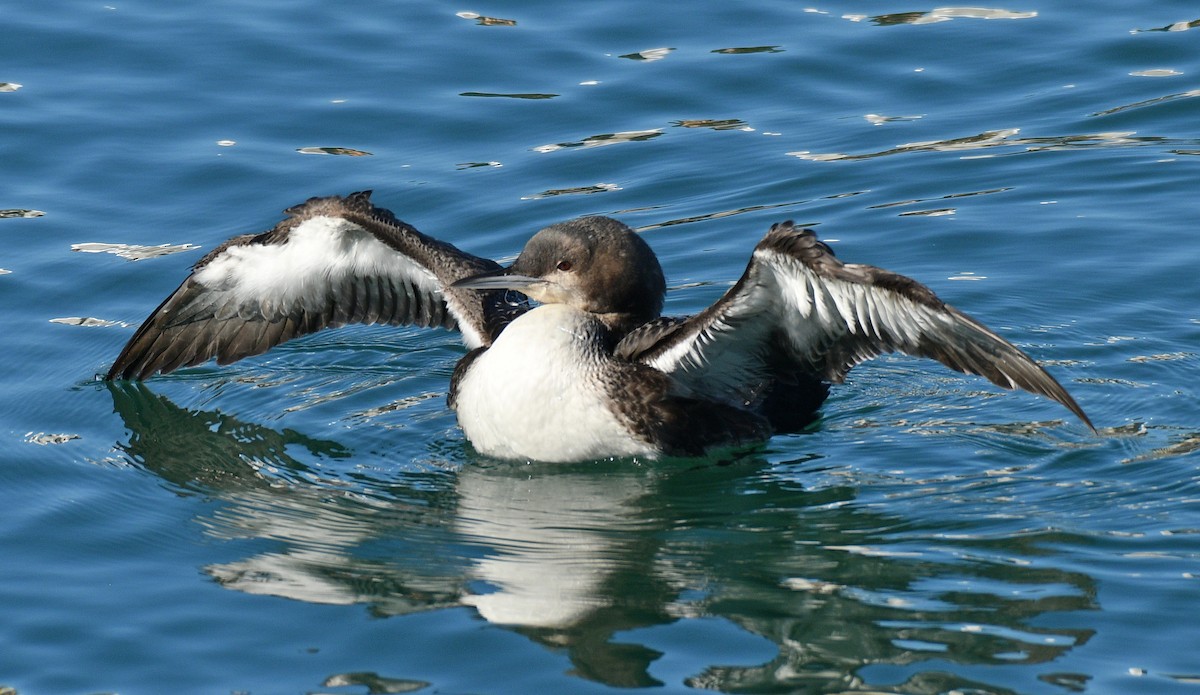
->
[453,305,656,462]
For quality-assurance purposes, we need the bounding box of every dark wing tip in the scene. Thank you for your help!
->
[1006,366,1095,432]
[760,221,834,258]
[283,190,374,217]
[106,352,140,381]
[916,304,1096,433]
[1003,353,1096,432]
[107,191,497,381]
[1060,392,1096,432]
[758,220,1096,432]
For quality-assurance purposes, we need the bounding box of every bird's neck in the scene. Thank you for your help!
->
[593,310,652,347]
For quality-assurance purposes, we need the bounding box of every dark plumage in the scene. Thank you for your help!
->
[107,192,509,380]
[107,191,1093,461]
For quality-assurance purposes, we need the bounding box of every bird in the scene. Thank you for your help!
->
[106,190,1093,462]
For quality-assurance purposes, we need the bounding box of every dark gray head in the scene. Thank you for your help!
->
[455,216,666,329]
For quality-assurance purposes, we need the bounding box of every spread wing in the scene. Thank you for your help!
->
[616,221,1093,429]
[107,191,520,380]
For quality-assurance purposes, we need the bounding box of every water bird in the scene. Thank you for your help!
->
[107,191,1093,461]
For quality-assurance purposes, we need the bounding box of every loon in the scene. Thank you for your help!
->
[106,191,1093,461]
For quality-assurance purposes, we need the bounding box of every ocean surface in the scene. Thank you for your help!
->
[2,1,1199,693]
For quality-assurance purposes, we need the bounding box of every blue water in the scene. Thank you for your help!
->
[3,1,1199,693]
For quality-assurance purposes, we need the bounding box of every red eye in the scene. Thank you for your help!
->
[557,260,573,271]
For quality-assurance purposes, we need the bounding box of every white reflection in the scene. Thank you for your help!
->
[864,113,922,126]
[788,128,1165,162]
[919,7,1037,22]
[620,47,673,61]
[1091,88,1200,117]
[25,431,80,445]
[72,241,199,261]
[210,548,365,605]
[521,183,622,200]
[50,316,126,327]
[1130,69,1182,77]
[456,465,648,627]
[855,7,1037,25]
[533,128,662,153]
[198,459,657,630]
[204,490,386,604]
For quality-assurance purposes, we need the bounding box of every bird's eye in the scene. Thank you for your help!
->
[556,260,573,272]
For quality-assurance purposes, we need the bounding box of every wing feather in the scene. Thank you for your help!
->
[107,191,513,380]
[618,221,1093,429]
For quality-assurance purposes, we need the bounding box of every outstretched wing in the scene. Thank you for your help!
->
[617,221,1093,429]
[107,191,518,380]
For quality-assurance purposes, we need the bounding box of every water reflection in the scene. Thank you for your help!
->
[455,11,517,27]
[108,383,1099,692]
[521,183,622,200]
[0,208,43,218]
[711,46,782,55]
[459,92,558,100]
[859,8,1037,26]
[533,129,662,153]
[1133,18,1200,33]
[619,48,674,62]
[295,146,372,156]
[790,127,1200,162]
[673,118,748,131]
[1089,88,1200,117]
[71,241,199,261]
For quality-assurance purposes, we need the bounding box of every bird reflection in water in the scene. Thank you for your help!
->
[107,382,1098,691]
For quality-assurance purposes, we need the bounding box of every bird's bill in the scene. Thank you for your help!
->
[452,267,544,293]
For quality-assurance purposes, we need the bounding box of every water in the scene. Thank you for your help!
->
[3,1,1199,692]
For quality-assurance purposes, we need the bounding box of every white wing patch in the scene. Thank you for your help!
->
[194,215,440,317]
[647,270,776,404]
[108,197,504,380]
[187,215,495,347]
[648,246,960,398]
[763,249,950,363]
[635,225,1091,429]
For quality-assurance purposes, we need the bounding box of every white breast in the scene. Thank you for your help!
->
[453,304,658,462]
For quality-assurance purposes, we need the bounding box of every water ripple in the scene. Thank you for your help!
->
[634,199,816,231]
[323,672,429,693]
[1090,88,1200,117]
[1121,429,1200,464]
[619,47,674,61]
[847,7,1038,25]
[865,113,923,126]
[49,316,127,327]
[673,118,749,131]
[869,187,1010,210]
[521,183,622,200]
[1,208,43,218]
[790,128,1199,161]
[460,91,557,100]
[533,128,662,152]
[1132,18,1200,33]
[455,11,516,27]
[71,241,199,261]
[711,46,783,55]
[296,146,372,156]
